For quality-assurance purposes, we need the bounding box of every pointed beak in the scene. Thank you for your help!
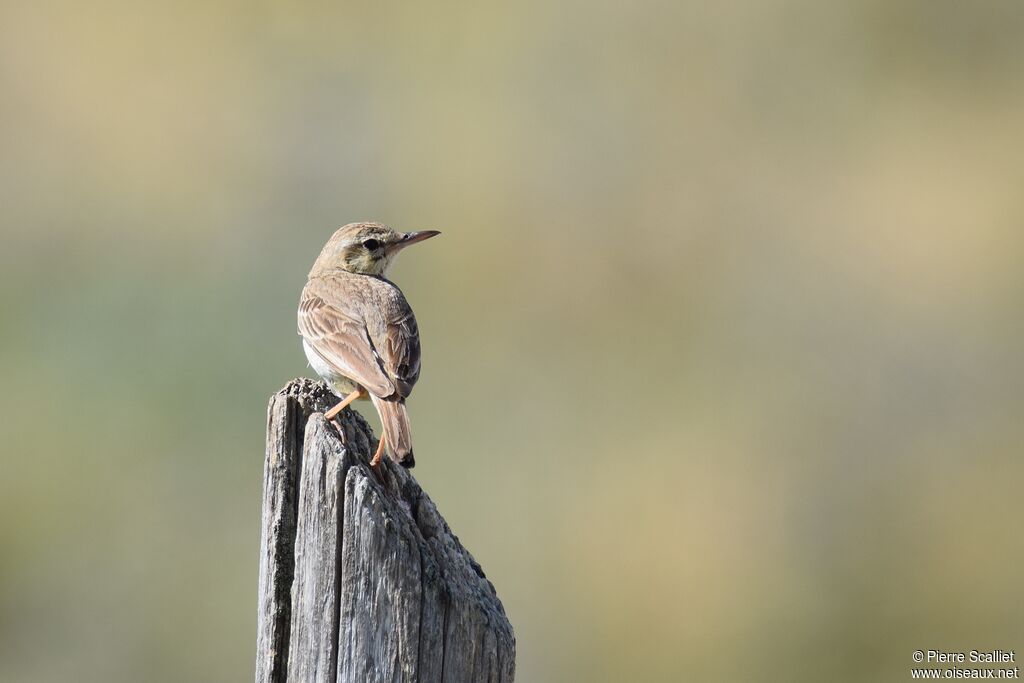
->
[388,230,441,253]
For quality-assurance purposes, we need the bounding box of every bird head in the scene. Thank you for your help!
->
[310,222,441,277]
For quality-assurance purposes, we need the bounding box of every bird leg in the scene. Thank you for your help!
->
[325,388,364,420]
[370,433,386,480]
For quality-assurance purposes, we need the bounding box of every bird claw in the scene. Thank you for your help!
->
[370,459,385,485]
[367,436,387,484]
[327,416,347,443]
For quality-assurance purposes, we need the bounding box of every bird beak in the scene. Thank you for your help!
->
[388,230,441,253]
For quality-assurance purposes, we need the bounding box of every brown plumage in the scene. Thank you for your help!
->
[298,222,440,468]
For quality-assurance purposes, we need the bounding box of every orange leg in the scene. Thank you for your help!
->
[370,433,386,479]
[325,388,364,420]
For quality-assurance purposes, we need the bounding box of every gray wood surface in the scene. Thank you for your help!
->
[256,379,515,683]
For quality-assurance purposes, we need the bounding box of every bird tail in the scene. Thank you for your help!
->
[369,395,415,468]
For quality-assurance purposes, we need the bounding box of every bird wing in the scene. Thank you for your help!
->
[375,302,421,398]
[298,289,397,398]
[298,276,422,400]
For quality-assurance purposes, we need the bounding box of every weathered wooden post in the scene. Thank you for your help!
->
[255,379,515,683]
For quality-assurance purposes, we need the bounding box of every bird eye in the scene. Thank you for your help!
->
[362,239,380,251]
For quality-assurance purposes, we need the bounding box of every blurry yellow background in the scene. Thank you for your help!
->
[2,2,1023,681]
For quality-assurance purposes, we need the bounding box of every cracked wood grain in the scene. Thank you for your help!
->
[255,379,515,683]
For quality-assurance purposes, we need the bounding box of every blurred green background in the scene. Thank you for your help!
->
[2,2,1023,681]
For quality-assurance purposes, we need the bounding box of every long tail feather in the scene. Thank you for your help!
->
[369,395,415,468]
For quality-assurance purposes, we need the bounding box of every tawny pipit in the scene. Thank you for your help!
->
[298,222,440,471]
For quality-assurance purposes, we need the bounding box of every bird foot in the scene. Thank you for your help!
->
[327,416,347,443]
[370,459,385,485]
[369,437,386,484]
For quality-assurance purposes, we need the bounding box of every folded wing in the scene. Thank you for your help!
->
[298,276,422,401]
[298,292,396,398]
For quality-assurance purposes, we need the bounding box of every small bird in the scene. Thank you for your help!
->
[298,222,440,472]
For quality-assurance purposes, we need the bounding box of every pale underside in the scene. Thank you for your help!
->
[303,339,365,399]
